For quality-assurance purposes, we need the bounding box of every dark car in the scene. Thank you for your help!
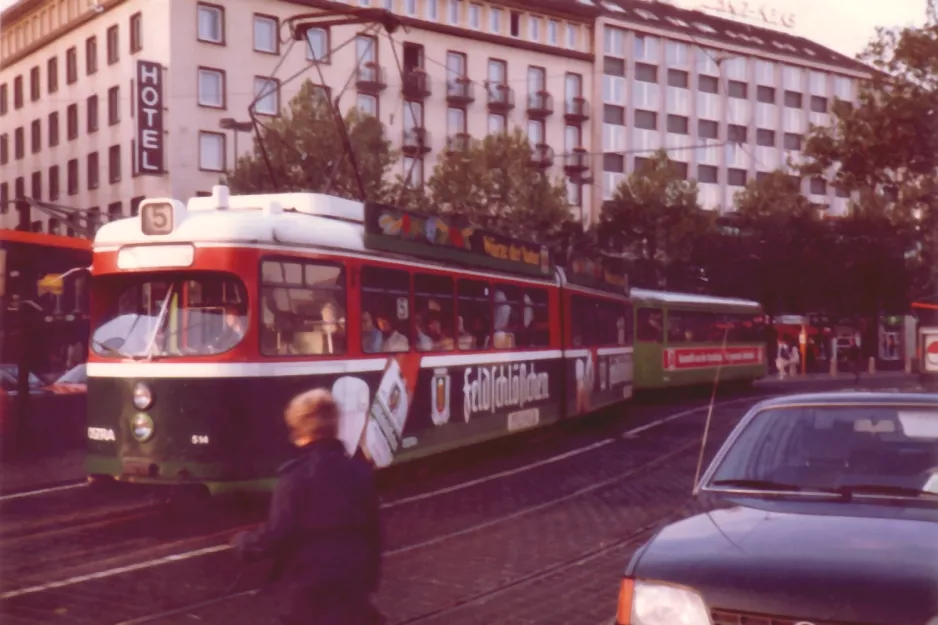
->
[615,391,938,625]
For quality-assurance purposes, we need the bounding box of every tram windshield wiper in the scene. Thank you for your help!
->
[91,338,132,360]
[831,484,938,501]
[709,479,840,496]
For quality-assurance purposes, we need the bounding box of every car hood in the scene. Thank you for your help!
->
[632,497,938,625]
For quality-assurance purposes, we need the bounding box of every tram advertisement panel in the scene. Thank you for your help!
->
[661,345,764,371]
[332,353,563,468]
[565,347,634,416]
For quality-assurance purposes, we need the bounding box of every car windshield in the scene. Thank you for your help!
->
[91,272,248,359]
[55,363,87,384]
[707,403,938,498]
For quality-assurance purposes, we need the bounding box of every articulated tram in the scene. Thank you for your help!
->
[84,186,764,492]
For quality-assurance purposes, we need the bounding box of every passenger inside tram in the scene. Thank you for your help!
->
[206,304,247,353]
[490,290,516,348]
[457,316,475,350]
[416,305,454,351]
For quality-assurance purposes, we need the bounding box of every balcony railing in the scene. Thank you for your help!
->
[527,91,554,117]
[402,69,431,99]
[564,97,590,122]
[486,82,515,111]
[356,63,387,94]
[564,148,589,174]
[531,143,553,168]
[445,133,473,152]
[446,78,474,104]
[402,127,432,154]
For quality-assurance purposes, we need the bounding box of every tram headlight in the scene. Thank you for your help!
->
[132,382,153,411]
[131,413,155,443]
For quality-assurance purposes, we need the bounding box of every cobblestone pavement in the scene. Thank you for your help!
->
[0,376,928,625]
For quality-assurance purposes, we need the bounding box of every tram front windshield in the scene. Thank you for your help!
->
[91,272,248,358]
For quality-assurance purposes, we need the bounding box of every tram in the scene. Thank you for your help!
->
[84,186,636,492]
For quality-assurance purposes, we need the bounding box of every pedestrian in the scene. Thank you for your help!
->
[775,337,791,379]
[232,388,384,625]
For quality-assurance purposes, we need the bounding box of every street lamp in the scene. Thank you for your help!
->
[219,118,253,172]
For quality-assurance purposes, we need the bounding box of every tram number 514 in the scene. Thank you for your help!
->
[191,434,210,445]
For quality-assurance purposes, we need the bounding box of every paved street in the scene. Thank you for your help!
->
[0,373,926,625]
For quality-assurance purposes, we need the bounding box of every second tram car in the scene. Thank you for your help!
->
[85,187,637,491]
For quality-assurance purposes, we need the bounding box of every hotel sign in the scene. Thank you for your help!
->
[696,0,796,29]
[135,60,164,175]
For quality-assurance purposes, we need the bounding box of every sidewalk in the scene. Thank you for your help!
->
[756,370,915,385]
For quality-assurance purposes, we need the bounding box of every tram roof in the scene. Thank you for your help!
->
[629,287,762,310]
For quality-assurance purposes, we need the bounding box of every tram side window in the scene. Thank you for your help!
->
[492,283,524,349]
[520,287,550,347]
[414,273,455,352]
[599,299,631,346]
[636,307,663,343]
[260,259,346,356]
[728,313,764,342]
[457,279,490,350]
[360,266,411,353]
[571,295,594,347]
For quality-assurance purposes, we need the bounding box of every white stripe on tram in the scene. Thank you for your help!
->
[597,346,634,357]
[86,350,567,379]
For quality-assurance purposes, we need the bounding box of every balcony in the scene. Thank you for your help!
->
[527,91,554,118]
[564,97,590,123]
[531,143,553,168]
[402,128,431,154]
[402,69,431,99]
[486,82,515,112]
[564,148,590,174]
[356,63,387,94]
[446,78,474,105]
[445,133,473,153]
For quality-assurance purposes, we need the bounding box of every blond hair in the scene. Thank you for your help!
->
[284,388,340,441]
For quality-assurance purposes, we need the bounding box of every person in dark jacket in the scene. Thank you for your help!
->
[232,388,383,625]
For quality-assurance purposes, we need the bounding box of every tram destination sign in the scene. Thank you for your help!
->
[564,250,629,295]
[363,202,555,278]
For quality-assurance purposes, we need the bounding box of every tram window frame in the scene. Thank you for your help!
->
[491,282,525,350]
[457,278,491,351]
[259,258,347,357]
[571,295,594,347]
[414,272,456,352]
[360,265,412,354]
[521,287,550,347]
[636,307,663,343]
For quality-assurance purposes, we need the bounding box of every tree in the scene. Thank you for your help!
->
[597,149,711,289]
[421,129,572,243]
[800,13,938,301]
[226,80,396,202]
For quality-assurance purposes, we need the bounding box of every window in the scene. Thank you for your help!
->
[529,15,541,41]
[254,15,278,53]
[13,76,23,108]
[0,84,6,115]
[728,124,747,143]
[457,279,490,350]
[47,58,58,93]
[14,127,24,159]
[809,177,827,195]
[30,67,40,101]
[426,0,438,21]
[756,128,775,147]
[87,152,100,189]
[87,95,99,133]
[105,86,119,125]
[305,27,329,61]
[197,3,225,44]
[198,68,225,108]
[130,196,145,216]
[414,273,455,352]
[66,47,78,84]
[547,19,559,44]
[31,171,42,200]
[565,23,576,49]
[634,110,657,130]
[67,104,78,140]
[357,94,378,117]
[469,3,481,29]
[447,0,459,24]
[636,308,663,342]
[199,131,226,171]
[404,0,416,16]
[488,113,506,134]
[784,90,802,108]
[447,107,466,135]
[665,41,689,66]
[604,104,625,125]
[489,7,501,33]
[107,202,123,222]
[635,63,657,83]
[109,145,121,183]
[360,266,411,354]
[697,164,718,183]
[756,85,775,104]
[67,159,79,195]
[253,77,279,115]
[572,296,631,347]
[728,80,747,99]
[130,12,143,53]
[666,114,688,135]
[30,119,41,153]
[491,283,530,349]
[258,260,346,356]
[783,132,802,151]
[48,165,60,201]
[107,25,119,65]
[86,37,98,75]
[604,153,624,173]
[510,10,520,37]
[698,75,718,94]
[403,157,423,187]
[698,119,718,139]
[810,95,828,114]
[0,134,7,165]
[727,168,747,187]
[667,69,688,89]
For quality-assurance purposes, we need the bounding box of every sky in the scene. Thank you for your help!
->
[0,0,928,59]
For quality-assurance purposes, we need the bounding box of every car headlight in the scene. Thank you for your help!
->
[623,580,711,625]
[132,382,153,411]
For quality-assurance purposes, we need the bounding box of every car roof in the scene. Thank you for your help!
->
[753,391,938,409]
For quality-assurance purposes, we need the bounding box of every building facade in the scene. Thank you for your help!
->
[0,0,870,238]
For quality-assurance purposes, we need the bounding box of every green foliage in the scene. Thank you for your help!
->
[421,128,573,243]
[597,149,712,288]
[226,80,396,202]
